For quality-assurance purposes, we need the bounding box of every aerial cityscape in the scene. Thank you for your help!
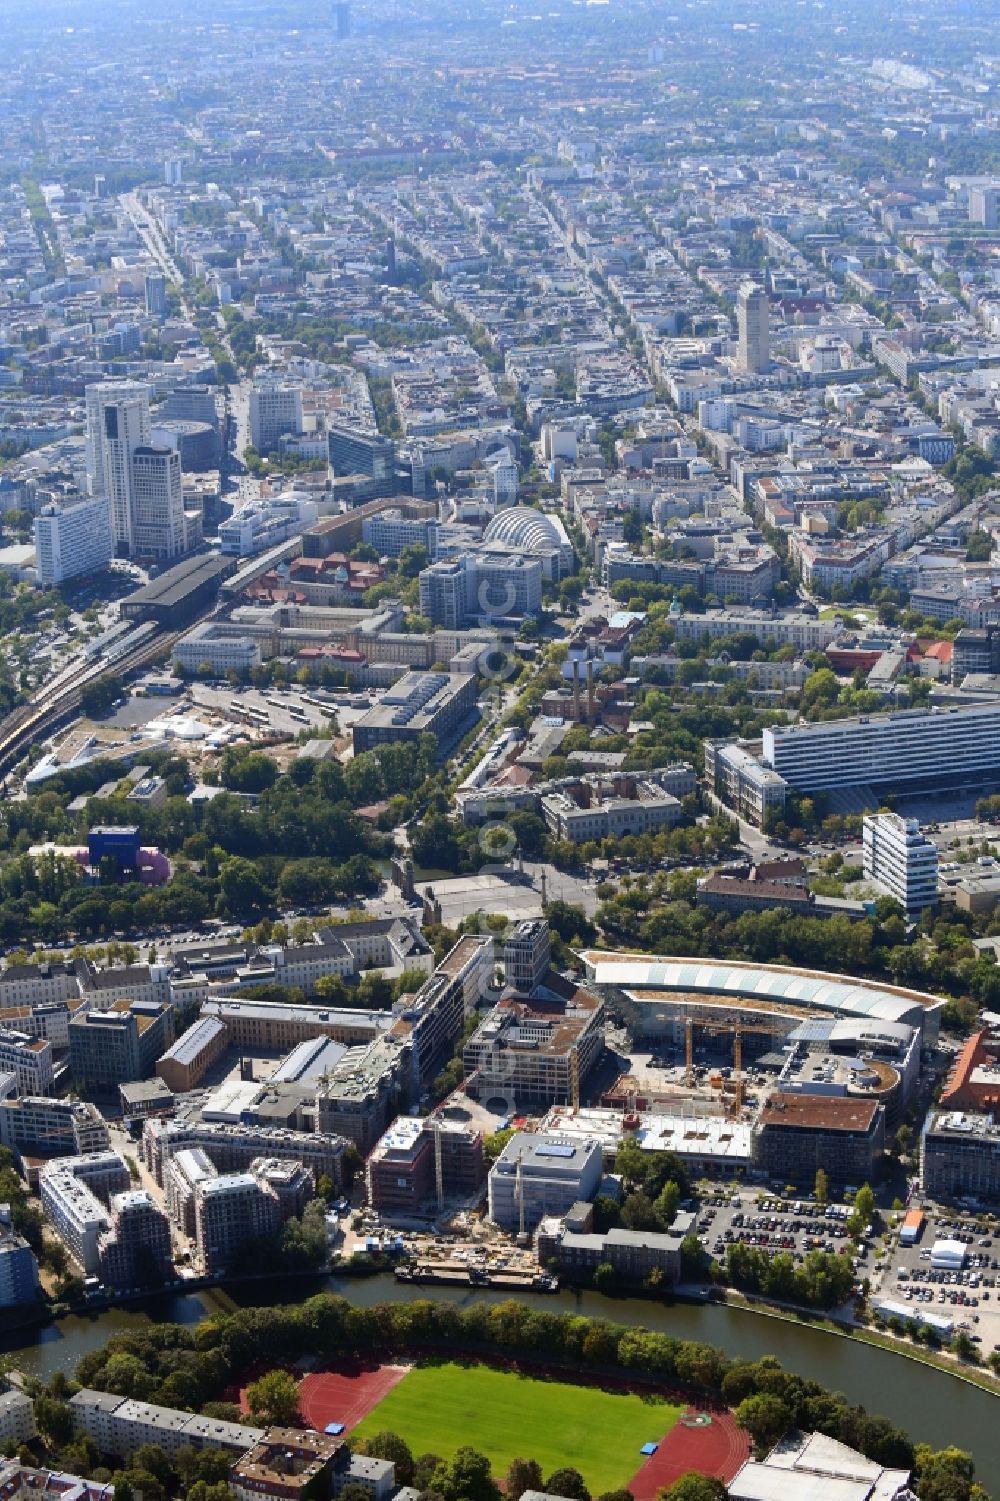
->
[2,0,1000,1496]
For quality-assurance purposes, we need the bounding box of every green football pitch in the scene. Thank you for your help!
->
[351,1360,683,1492]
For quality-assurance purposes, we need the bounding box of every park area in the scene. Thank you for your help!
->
[304,1358,684,1495]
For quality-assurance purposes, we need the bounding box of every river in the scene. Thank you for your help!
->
[4,1275,997,1477]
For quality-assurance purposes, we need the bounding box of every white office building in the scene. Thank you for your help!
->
[130,445,186,560]
[704,739,787,826]
[970,184,1000,230]
[249,384,304,455]
[863,812,938,916]
[419,548,543,627]
[219,493,318,557]
[762,702,1000,793]
[737,282,769,374]
[85,382,151,555]
[362,509,439,559]
[730,1432,912,1501]
[488,1132,603,1231]
[34,494,114,586]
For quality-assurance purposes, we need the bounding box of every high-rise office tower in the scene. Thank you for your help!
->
[737,282,769,374]
[969,185,1000,230]
[130,445,186,561]
[164,158,183,186]
[144,273,167,317]
[85,382,151,555]
[336,0,351,38]
[248,383,304,456]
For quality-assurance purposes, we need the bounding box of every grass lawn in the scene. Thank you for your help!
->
[818,605,872,622]
[352,1361,682,1492]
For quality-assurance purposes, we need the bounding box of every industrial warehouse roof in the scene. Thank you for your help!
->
[579,952,945,1029]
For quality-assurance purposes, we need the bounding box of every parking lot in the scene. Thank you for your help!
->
[697,1192,860,1270]
[188,682,350,738]
[877,1212,1000,1354]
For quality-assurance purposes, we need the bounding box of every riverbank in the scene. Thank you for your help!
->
[52,1292,991,1493]
[5,1270,1000,1474]
[718,1287,1000,1399]
[25,1264,1000,1402]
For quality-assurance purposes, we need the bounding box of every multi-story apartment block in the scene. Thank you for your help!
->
[143,1116,348,1193]
[788,529,894,593]
[34,493,114,586]
[0,1206,39,1309]
[194,1171,281,1273]
[99,1190,173,1288]
[39,1152,130,1274]
[163,1149,312,1272]
[69,1389,263,1460]
[673,609,840,651]
[862,813,939,916]
[231,1428,345,1501]
[165,1147,218,1239]
[366,1116,485,1216]
[0,1391,38,1445]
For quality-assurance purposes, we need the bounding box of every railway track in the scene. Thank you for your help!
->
[0,627,183,787]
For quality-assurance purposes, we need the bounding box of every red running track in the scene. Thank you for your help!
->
[298,1359,411,1433]
[627,1406,750,1498]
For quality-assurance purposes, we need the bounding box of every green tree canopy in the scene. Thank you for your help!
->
[245,1368,301,1425]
